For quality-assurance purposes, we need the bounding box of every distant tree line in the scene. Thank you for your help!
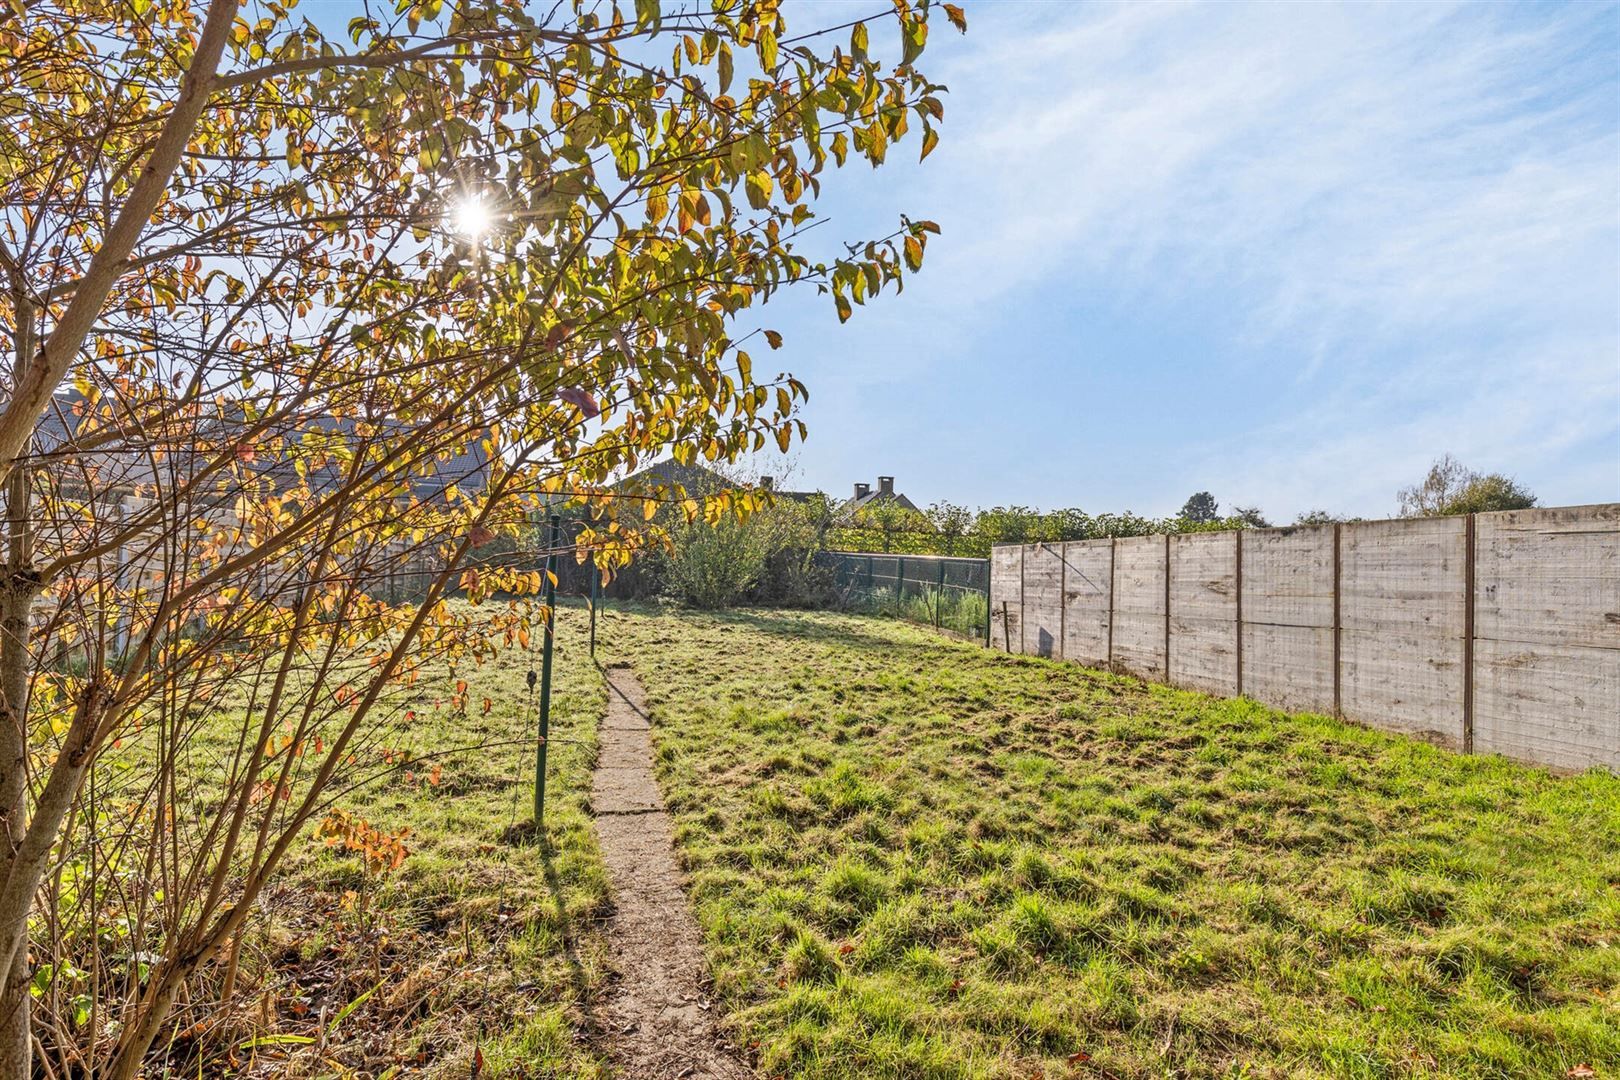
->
[828,497,1271,558]
[589,453,1542,608]
[828,453,1540,557]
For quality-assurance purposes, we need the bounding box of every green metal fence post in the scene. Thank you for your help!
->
[896,556,905,616]
[935,559,946,629]
[983,570,992,648]
[589,561,599,658]
[534,514,560,827]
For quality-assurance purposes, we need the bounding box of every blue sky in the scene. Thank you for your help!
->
[751,0,1620,521]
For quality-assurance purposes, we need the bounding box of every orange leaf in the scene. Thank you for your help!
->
[557,387,600,418]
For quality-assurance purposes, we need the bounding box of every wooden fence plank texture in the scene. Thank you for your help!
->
[988,503,1619,771]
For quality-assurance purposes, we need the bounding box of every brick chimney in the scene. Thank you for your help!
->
[853,482,871,499]
[878,475,895,496]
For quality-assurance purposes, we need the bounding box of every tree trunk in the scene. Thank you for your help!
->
[0,570,43,1080]
[0,0,242,487]
[0,296,36,1080]
[0,4,239,1073]
[0,592,29,1080]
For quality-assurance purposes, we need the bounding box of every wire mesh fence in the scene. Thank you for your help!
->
[820,550,991,643]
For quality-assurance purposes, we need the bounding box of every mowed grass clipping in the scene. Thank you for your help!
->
[599,605,1620,1080]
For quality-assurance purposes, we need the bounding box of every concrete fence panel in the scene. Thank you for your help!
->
[1112,535,1168,680]
[1240,525,1336,714]
[1339,516,1467,747]
[1060,539,1113,666]
[990,545,1022,652]
[986,503,1619,771]
[1169,532,1238,696]
[1023,543,1064,658]
[1472,506,1619,769]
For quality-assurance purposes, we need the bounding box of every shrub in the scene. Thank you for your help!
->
[662,493,836,609]
[662,510,781,609]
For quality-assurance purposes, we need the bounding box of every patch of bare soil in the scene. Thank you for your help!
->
[592,665,751,1079]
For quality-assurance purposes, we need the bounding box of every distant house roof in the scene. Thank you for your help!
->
[614,458,733,497]
[843,475,918,513]
[27,391,489,504]
[758,474,820,504]
[614,460,820,499]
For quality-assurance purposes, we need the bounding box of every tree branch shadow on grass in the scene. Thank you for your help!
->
[542,836,602,1040]
[498,819,603,1044]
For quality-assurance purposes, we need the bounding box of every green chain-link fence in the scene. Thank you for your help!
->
[820,551,991,643]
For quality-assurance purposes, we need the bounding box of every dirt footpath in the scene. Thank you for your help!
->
[591,665,751,1079]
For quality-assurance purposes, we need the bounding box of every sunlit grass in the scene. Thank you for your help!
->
[210,604,611,1077]
[600,604,1620,1080]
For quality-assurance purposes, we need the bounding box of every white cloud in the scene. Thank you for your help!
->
[932,2,1616,338]
[1191,335,1620,517]
[863,0,1620,516]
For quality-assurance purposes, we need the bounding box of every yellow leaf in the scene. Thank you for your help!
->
[904,235,923,271]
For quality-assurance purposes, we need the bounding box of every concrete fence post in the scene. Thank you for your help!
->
[1463,513,1476,753]
[1235,529,1244,697]
[1333,523,1342,719]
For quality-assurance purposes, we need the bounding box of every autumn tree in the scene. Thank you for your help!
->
[851,497,928,552]
[0,0,962,1073]
[1397,454,1537,517]
[925,500,972,555]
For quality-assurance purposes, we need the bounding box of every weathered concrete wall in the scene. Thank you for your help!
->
[1339,516,1466,747]
[1021,543,1064,658]
[1169,532,1237,696]
[1241,524,1336,714]
[989,504,1619,771]
[1471,506,1619,769]
[1113,535,1167,680]
[1060,539,1113,668]
[989,545,1022,653]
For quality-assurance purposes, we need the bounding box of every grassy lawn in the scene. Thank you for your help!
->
[196,605,611,1078]
[595,605,1620,1080]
